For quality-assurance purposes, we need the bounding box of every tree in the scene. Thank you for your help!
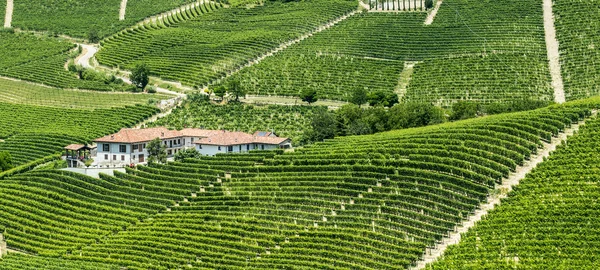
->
[450,101,481,121]
[302,111,336,143]
[350,88,368,107]
[147,138,167,164]
[226,79,246,102]
[300,89,318,104]
[0,151,13,172]
[367,90,398,107]
[425,0,434,9]
[174,148,202,162]
[388,102,445,129]
[214,85,227,102]
[88,29,100,43]
[131,63,150,91]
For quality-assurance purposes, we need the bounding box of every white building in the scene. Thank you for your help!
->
[93,127,291,166]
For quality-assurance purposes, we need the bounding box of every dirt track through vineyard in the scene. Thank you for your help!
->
[4,0,13,28]
[119,0,127,21]
[543,0,565,104]
[424,0,442,25]
[410,112,595,269]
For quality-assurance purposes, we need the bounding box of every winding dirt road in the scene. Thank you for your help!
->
[4,0,13,28]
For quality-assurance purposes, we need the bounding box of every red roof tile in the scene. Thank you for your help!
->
[94,127,181,143]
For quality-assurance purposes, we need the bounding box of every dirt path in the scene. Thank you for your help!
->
[214,9,359,87]
[543,0,565,104]
[424,0,443,25]
[75,44,97,68]
[4,0,13,28]
[119,0,127,21]
[410,113,594,269]
[395,61,418,101]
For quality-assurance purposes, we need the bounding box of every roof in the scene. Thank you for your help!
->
[179,128,222,138]
[195,131,289,146]
[253,131,274,137]
[94,127,181,144]
[64,144,96,151]
[94,127,290,146]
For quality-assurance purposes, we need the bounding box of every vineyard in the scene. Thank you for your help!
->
[0,77,165,109]
[553,0,600,101]
[428,105,600,269]
[0,32,117,91]
[220,0,552,104]
[146,101,327,143]
[10,0,197,38]
[0,103,159,172]
[96,0,358,88]
[0,101,594,269]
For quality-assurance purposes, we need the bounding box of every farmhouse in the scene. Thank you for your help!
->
[93,127,291,165]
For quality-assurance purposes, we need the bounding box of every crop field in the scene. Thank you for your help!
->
[11,0,196,38]
[219,0,552,104]
[147,101,327,143]
[428,109,600,269]
[553,0,600,101]
[0,32,116,90]
[0,101,593,268]
[0,78,165,109]
[96,0,358,87]
[0,103,158,170]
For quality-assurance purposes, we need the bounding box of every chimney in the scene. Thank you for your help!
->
[111,135,114,140]
[161,132,165,137]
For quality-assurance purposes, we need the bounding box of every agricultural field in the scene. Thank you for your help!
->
[96,0,358,88]
[553,0,600,100]
[0,31,118,91]
[147,101,327,143]
[0,77,166,109]
[0,103,158,171]
[428,109,600,269]
[11,0,196,38]
[220,0,552,104]
[0,101,593,269]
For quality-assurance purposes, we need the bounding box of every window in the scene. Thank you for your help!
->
[121,155,125,161]
[228,146,233,152]
[104,154,108,160]
[133,145,138,151]
[198,145,203,149]
[103,144,109,152]
[119,145,126,153]
[168,150,172,155]
[261,145,265,150]
[164,141,167,145]
[143,144,146,149]
[178,139,181,145]
[218,146,222,151]
[239,145,242,151]
[247,144,250,151]
[113,155,116,161]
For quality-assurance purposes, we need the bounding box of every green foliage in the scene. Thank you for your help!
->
[350,87,368,107]
[131,63,151,91]
[174,148,201,162]
[213,85,227,101]
[302,111,337,143]
[97,0,357,88]
[147,138,167,164]
[87,29,100,43]
[300,89,318,104]
[367,90,399,107]
[148,101,325,144]
[0,151,13,172]
[425,0,433,9]
[450,101,481,121]
[226,79,246,102]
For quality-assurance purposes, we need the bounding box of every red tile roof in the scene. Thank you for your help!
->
[94,127,181,143]
[94,127,290,146]
[195,130,289,146]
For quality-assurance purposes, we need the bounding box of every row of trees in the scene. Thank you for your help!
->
[302,99,552,143]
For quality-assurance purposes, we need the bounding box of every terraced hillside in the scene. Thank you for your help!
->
[96,0,358,87]
[10,0,196,38]
[0,102,593,269]
[0,32,117,91]
[553,0,600,101]
[219,0,552,105]
[147,101,327,143]
[0,77,165,109]
[428,105,600,269]
[0,103,158,171]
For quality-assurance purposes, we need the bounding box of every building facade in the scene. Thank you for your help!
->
[93,127,291,166]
